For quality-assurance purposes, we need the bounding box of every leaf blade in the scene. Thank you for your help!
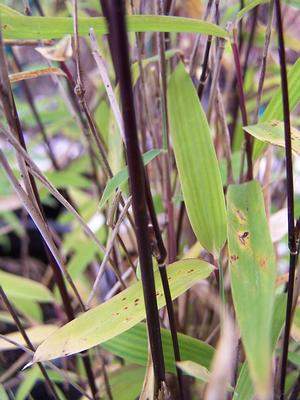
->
[227,181,276,398]
[2,15,228,40]
[168,62,227,255]
[33,259,213,363]
[0,270,54,303]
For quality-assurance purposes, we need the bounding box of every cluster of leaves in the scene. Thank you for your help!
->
[0,0,300,399]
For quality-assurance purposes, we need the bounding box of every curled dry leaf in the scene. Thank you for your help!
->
[9,67,66,83]
[35,35,72,61]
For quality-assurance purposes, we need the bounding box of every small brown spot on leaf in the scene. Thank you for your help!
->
[187,269,194,273]
[230,255,239,263]
[259,257,268,269]
[124,306,128,310]
[271,121,279,127]
[122,297,126,301]
[238,231,249,245]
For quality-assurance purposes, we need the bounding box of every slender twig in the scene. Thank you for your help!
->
[0,287,60,400]
[216,86,234,184]
[274,1,297,397]
[72,0,112,181]
[156,0,176,264]
[231,29,253,181]
[87,197,131,306]
[89,28,124,141]
[254,0,274,123]
[207,38,225,122]
[144,171,184,398]
[106,1,165,390]
[189,0,214,79]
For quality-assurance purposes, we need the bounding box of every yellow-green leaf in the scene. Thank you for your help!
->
[244,120,300,156]
[253,57,300,159]
[102,322,214,374]
[2,15,228,40]
[0,270,53,303]
[33,259,213,363]
[227,181,276,399]
[0,325,57,351]
[168,62,227,256]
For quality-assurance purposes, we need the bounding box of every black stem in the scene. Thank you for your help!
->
[275,0,297,398]
[107,0,165,389]
[231,29,253,181]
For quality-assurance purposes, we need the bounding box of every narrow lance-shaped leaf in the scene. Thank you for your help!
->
[0,270,54,303]
[102,322,214,374]
[99,149,161,209]
[233,293,287,400]
[252,56,300,159]
[245,120,300,156]
[32,259,213,363]
[227,180,276,399]
[2,15,228,40]
[168,62,227,256]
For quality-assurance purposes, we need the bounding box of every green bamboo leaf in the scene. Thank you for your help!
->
[99,149,161,209]
[0,385,9,400]
[16,365,40,400]
[0,270,53,303]
[234,0,268,23]
[32,259,213,363]
[0,5,22,16]
[227,181,276,399]
[102,322,214,374]
[253,57,300,159]
[2,15,228,40]
[245,120,300,156]
[0,325,58,351]
[100,365,145,400]
[168,62,227,256]
[233,293,287,400]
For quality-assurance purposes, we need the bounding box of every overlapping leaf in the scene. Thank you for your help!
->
[252,57,300,159]
[168,62,227,256]
[0,270,53,303]
[227,181,276,398]
[102,322,214,374]
[32,259,213,363]
[245,120,300,156]
[2,14,228,40]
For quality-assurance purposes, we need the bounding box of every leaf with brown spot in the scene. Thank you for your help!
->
[245,120,300,156]
[32,259,213,363]
[227,181,276,399]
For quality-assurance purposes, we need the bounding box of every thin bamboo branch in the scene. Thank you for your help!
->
[0,287,60,400]
[274,1,297,397]
[106,1,165,390]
